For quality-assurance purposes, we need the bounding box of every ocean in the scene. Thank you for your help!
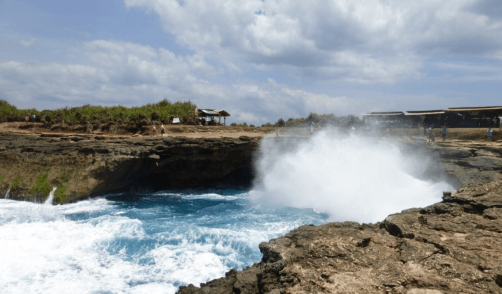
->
[0,188,328,294]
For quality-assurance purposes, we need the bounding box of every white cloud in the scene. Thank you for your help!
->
[0,38,368,124]
[0,40,221,107]
[2,1,502,124]
[19,38,37,48]
[124,0,502,83]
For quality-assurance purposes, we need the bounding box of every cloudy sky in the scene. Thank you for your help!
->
[1,0,502,124]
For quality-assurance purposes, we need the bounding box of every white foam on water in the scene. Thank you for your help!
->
[0,200,151,294]
[183,193,244,201]
[58,198,111,215]
[0,199,64,225]
[154,192,246,201]
[251,129,454,223]
[0,193,317,294]
[152,220,302,281]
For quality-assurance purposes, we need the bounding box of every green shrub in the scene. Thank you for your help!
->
[58,169,70,184]
[54,185,68,203]
[10,177,22,189]
[0,99,198,125]
[274,118,285,127]
[29,171,51,196]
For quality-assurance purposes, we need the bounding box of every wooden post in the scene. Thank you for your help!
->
[219,115,221,125]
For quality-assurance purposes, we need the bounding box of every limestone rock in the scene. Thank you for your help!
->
[177,179,502,293]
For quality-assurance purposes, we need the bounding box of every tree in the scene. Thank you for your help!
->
[275,118,285,127]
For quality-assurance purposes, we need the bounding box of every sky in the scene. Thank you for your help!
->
[1,0,502,124]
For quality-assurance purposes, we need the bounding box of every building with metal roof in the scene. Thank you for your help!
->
[197,109,231,126]
[362,106,501,128]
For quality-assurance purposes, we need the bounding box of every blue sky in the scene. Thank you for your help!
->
[1,0,502,124]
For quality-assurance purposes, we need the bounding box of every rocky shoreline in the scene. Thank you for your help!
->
[0,132,260,203]
[1,133,501,292]
[174,140,502,294]
[0,133,501,202]
[178,179,502,293]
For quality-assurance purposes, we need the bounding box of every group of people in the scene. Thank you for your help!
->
[425,126,496,142]
[151,124,165,136]
[424,126,445,142]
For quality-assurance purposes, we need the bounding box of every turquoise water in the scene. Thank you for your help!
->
[0,188,328,294]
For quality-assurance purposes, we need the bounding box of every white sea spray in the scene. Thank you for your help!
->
[251,128,454,223]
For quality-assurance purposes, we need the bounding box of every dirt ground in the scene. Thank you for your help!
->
[0,122,275,139]
[387,127,502,142]
[0,122,500,142]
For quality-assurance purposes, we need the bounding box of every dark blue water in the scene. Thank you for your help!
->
[0,188,328,294]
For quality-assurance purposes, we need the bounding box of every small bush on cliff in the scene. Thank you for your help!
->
[28,171,51,196]
[10,177,22,190]
[54,185,68,203]
[58,169,70,184]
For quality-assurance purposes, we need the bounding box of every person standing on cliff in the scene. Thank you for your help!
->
[160,124,165,137]
[152,124,157,136]
[428,127,435,142]
[441,126,447,141]
[487,128,494,141]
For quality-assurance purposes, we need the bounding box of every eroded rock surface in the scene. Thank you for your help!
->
[434,141,502,187]
[178,179,502,294]
[0,133,260,203]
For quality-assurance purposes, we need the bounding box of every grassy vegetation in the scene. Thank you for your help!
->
[265,113,362,128]
[55,185,68,203]
[0,99,198,125]
[54,169,70,202]
[28,171,51,196]
[0,152,98,204]
[0,100,39,121]
[10,177,22,190]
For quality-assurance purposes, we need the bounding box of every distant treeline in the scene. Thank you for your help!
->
[232,113,362,128]
[0,99,198,125]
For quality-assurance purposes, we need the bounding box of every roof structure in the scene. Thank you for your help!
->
[404,110,445,116]
[197,109,231,117]
[362,111,404,116]
[445,106,502,112]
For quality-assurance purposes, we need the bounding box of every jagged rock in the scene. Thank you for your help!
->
[71,125,86,131]
[50,124,62,131]
[178,179,502,293]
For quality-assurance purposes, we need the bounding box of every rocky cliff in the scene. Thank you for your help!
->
[178,179,502,293]
[0,133,259,203]
[1,133,501,204]
[175,140,502,294]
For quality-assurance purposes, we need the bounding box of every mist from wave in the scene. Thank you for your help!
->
[251,128,454,223]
